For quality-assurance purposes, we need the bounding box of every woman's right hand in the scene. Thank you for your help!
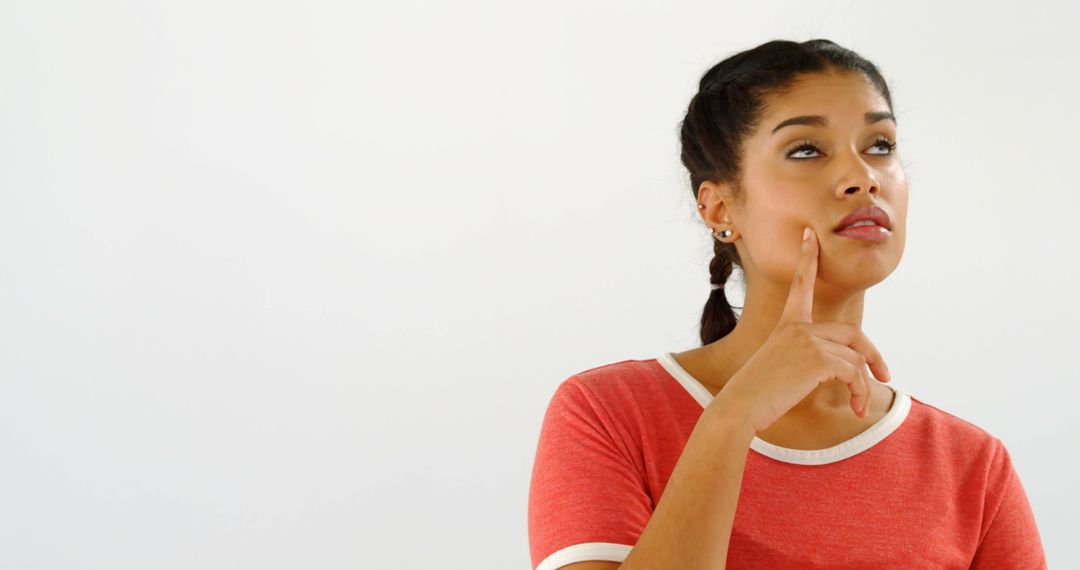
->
[707,226,893,435]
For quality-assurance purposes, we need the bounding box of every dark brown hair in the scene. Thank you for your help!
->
[678,39,896,346]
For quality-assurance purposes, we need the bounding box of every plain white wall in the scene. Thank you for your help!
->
[3,0,1076,568]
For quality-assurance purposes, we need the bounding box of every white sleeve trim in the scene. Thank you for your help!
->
[536,542,633,570]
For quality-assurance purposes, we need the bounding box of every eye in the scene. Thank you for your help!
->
[784,136,898,160]
[868,136,898,155]
[785,140,822,159]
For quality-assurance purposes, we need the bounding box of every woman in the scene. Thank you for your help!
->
[527,39,1046,569]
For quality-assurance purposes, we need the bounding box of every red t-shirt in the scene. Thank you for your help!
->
[528,353,1047,569]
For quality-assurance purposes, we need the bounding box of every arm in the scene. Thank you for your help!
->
[968,439,1047,569]
[618,393,754,570]
[528,379,657,569]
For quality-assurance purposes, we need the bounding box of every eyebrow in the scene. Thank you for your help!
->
[771,111,896,135]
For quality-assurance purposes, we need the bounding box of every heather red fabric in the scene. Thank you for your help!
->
[528,355,1047,569]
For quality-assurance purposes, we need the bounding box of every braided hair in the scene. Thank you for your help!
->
[678,39,895,346]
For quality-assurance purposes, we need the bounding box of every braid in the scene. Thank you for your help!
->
[700,233,743,345]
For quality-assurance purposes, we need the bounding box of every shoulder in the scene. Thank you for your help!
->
[908,394,998,439]
[904,394,1005,468]
[543,357,670,429]
[553,357,668,409]
[571,357,662,391]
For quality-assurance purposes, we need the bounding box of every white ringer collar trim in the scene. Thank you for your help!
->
[657,351,911,465]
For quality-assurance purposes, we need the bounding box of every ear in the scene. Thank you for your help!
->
[697,180,738,228]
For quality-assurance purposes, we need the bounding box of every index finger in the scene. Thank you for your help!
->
[780,226,819,324]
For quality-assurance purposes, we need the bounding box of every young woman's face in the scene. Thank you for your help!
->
[733,70,908,295]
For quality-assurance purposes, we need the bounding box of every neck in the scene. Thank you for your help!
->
[703,277,868,416]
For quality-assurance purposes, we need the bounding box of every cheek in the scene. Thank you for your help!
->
[741,217,810,280]
[890,192,909,235]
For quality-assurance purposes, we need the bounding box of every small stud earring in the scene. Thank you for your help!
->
[698,204,705,209]
[715,229,733,239]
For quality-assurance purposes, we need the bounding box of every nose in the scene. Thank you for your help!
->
[835,152,881,197]
[842,183,878,195]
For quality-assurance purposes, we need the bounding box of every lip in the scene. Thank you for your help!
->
[834,225,891,242]
[833,205,892,233]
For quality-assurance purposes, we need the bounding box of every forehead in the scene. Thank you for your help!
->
[757,70,890,131]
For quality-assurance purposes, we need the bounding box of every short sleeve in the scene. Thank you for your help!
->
[528,376,654,570]
[969,438,1047,569]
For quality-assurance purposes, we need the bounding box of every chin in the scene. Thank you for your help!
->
[827,270,890,291]
[821,245,901,288]
[823,257,900,291]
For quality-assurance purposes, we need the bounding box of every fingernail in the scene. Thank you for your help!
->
[803,227,811,241]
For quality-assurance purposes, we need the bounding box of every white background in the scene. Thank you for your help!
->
[3,1,1077,568]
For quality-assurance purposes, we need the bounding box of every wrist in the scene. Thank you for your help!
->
[701,393,757,445]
